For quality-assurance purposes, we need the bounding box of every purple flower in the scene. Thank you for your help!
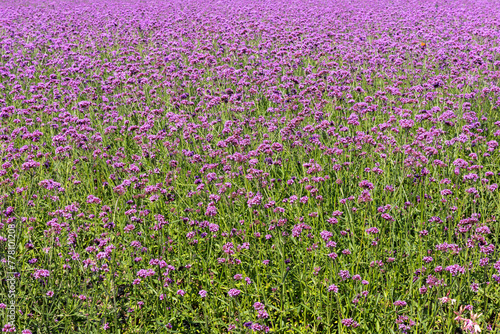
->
[2,324,16,333]
[31,269,50,279]
[445,264,465,276]
[320,230,333,241]
[199,290,207,298]
[393,300,407,307]
[328,284,338,293]
[257,310,269,319]
[494,260,500,273]
[228,289,241,297]
[365,227,380,234]
[341,318,359,327]
[209,223,219,232]
[253,302,265,310]
[205,202,217,216]
[338,270,350,281]
[86,195,101,204]
[359,180,374,189]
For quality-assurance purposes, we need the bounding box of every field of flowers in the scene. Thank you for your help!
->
[1,0,500,332]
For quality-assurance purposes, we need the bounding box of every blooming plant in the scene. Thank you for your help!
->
[454,306,483,333]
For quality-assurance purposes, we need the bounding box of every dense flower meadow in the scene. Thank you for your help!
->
[1,0,500,332]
